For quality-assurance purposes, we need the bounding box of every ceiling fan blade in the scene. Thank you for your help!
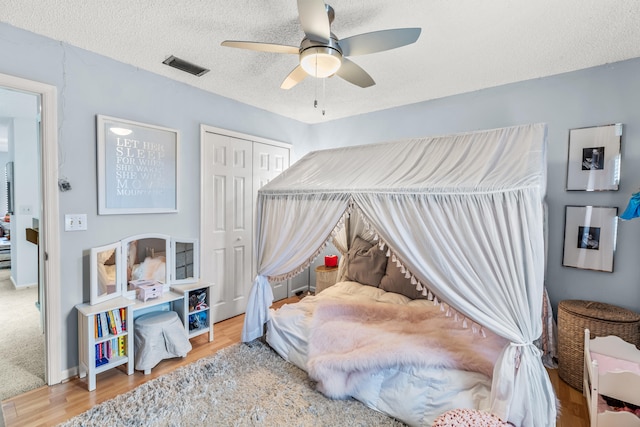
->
[339,28,421,57]
[335,58,375,88]
[281,65,308,90]
[297,0,330,43]
[221,40,299,55]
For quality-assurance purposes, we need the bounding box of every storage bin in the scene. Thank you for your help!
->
[557,299,640,391]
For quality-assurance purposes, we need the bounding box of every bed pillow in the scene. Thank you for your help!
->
[379,258,428,299]
[344,236,387,287]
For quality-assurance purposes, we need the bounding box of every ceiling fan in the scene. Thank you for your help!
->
[221,0,421,89]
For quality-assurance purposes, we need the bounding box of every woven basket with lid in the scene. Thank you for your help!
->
[557,299,640,391]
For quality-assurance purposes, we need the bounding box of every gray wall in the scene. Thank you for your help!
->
[2,21,640,375]
[9,115,40,287]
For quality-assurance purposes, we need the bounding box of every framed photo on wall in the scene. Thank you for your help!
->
[562,205,618,272]
[565,123,622,191]
[97,115,179,215]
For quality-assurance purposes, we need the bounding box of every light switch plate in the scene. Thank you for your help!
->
[65,214,87,231]
[19,205,33,215]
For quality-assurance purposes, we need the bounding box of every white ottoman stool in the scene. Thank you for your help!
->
[134,310,192,374]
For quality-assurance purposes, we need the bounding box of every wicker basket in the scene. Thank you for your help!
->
[315,266,338,294]
[557,299,640,391]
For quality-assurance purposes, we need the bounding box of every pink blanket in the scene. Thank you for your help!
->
[591,351,640,375]
[307,300,508,398]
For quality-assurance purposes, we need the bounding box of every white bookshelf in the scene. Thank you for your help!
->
[76,297,135,391]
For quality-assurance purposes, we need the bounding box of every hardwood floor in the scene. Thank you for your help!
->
[2,297,589,426]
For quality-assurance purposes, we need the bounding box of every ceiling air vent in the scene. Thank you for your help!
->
[162,55,210,77]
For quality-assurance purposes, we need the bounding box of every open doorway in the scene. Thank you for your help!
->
[0,72,62,394]
[0,87,44,400]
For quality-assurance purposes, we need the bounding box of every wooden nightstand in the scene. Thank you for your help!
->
[315,265,338,294]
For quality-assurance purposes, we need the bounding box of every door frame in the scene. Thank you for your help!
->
[0,72,62,385]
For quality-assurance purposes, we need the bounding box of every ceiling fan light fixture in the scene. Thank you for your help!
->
[300,46,342,78]
[222,3,420,89]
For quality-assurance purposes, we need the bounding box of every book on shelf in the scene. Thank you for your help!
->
[107,311,117,335]
[119,307,127,331]
[95,341,110,367]
[118,336,126,356]
[111,309,123,334]
[95,338,125,362]
[95,315,101,338]
[104,312,111,334]
[94,310,125,339]
[99,312,109,337]
[98,342,105,360]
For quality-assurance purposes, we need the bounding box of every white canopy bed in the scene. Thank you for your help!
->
[242,123,557,426]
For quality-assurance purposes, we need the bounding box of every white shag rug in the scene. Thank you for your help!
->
[59,340,406,427]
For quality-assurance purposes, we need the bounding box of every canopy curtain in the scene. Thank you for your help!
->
[330,227,349,283]
[242,192,350,342]
[241,123,553,425]
[352,188,556,427]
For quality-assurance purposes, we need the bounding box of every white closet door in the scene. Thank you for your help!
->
[252,141,290,301]
[202,132,253,322]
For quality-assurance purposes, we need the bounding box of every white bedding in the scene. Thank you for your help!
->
[267,281,507,426]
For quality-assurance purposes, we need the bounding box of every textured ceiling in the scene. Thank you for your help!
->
[2,0,640,124]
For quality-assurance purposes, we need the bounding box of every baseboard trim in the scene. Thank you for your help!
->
[60,366,78,383]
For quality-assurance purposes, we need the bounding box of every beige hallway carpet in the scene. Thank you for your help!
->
[0,269,45,402]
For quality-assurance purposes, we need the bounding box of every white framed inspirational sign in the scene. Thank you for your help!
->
[97,115,179,214]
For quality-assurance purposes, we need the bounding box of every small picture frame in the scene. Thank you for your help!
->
[97,115,179,215]
[565,123,622,191]
[562,205,618,272]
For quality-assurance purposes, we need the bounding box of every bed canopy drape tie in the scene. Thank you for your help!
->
[241,123,556,427]
[241,194,352,341]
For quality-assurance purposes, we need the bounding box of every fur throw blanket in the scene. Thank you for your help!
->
[307,300,508,399]
[131,256,166,282]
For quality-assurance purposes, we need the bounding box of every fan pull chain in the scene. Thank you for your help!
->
[322,77,326,116]
[313,56,319,109]
[309,54,327,116]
